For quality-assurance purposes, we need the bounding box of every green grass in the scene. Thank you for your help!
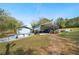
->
[59,28,79,45]
[0,35,51,54]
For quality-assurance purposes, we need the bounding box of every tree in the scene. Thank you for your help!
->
[56,17,66,28]
[0,8,9,16]
[0,16,22,33]
[31,20,39,33]
[31,21,39,30]
[0,8,22,35]
[38,18,52,31]
[65,17,79,28]
[72,17,79,27]
[38,18,51,25]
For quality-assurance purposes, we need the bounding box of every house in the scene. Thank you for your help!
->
[16,26,31,38]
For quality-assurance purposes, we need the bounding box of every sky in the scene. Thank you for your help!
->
[0,3,79,27]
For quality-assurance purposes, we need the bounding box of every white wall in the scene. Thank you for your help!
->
[17,28,30,34]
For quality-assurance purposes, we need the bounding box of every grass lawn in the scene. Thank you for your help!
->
[59,28,79,45]
[0,28,79,55]
[0,35,51,54]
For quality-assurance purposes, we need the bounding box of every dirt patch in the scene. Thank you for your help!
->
[30,34,79,55]
[46,34,79,54]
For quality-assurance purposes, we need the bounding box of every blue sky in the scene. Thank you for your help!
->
[0,3,79,27]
